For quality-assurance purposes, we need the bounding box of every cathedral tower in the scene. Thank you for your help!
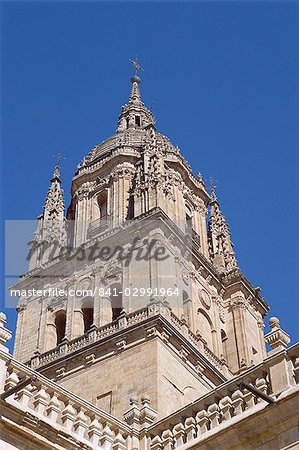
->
[12,70,269,421]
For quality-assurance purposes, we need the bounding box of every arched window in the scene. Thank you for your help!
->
[82,308,94,333]
[185,204,192,234]
[127,194,134,219]
[98,191,108,221]
[183,290,189,303]
[221,329,228,363]
[182,290,191,326]
[110,283,123,321]
[55,310,66,346]
[221,329,227,342]
[81,296,94,333]
[197,308,213,350]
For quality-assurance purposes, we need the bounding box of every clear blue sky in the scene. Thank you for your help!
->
[1,1,299,352]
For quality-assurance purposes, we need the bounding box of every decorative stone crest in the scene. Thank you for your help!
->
[198,289,211,309]
[77,277,92,292]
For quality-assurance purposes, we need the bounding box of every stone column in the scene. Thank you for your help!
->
[99,296,113,326]
[176,188,185,232]
[230,296,251,371]
[45,309,57,351]
[0,313,12,392]
[198,206,209,259]
[74,189,91,247]
[65,292,75,340]
[257,318,267,359]
[211,295,223,358]
[93,271,101,327]
[192,209,201,236]
[12,303,26,359]
[37,298,46,353]
[73,308,85,338]
[81,195,91,245]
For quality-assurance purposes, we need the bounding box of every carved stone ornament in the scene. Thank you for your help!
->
[218,304,225,323]
[230,296,247,309]
[77,277,92,292]
[198,289,211,309]
[182,268,190,285]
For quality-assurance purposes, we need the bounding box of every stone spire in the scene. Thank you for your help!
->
[43,164,65,224]
[117,71,155,132]
[207,187,237,273]
[28,165,67,270]
[129,75,143,106]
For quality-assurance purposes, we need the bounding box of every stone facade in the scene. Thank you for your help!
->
[1,72,298,449]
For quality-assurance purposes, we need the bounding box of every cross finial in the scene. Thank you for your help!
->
[207,177,218,192]
[52,153,65,179]
[52,153,65,166]
[130,58,144,76]
[206,177,219,202]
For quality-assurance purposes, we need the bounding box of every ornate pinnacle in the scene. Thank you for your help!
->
[207,177,218,203]
[52,153,65,181]
[53,165,60,179]
[264,317,291,353]
[211,187,217,203]
[208,186,238,272]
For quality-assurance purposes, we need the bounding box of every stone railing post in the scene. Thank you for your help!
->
[184,417,196,442]
[264,317,291,355]
[112,432,127,450]
[161,430,173,450]
[265,317,293,393]
[231,389,244,416]
[88,416,103,447]
[139,394,157,429]
[255,377,268,401]
[150,435,163,450]
[117,310,128,330]
[88,324,98,343]
[242,388,255,409]
[4,370,19,400]
[74,407,89,438]
[195,410,209,435]
[33,385,49,415]
[294,358,299,384]
[207,403,220,429]
[30,350,40,369]
[46,392,61,423]
[61,400,77,431]
[172,423,185,447]
[100,423,115,450]
[17,383,34,407]
[219,396,233,421]
[123,395,141,450]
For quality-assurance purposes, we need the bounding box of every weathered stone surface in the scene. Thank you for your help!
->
[1,72,297,449]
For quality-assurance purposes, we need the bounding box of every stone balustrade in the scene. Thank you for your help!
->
[29,303,225,373]
[203,344,223,371]
[88,218,110,238]
[1,349,131,450]
[147,344,299,450]
[1,311,298,450]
